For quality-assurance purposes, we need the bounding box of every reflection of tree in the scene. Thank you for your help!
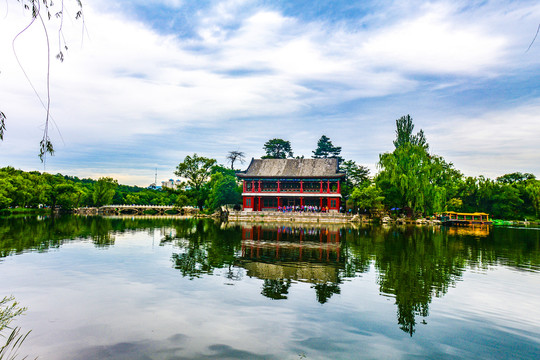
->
[172,248,212,279]
[351,226,467,336]
[312,282,341,304]
[1,216,539,337]
[167,219,243,279]
[90,217,115,247]
[261,279,291,300]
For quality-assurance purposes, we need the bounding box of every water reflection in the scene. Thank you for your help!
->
[1,215,539,338]
[238,225,344,303]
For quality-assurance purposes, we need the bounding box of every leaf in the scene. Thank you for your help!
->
[0,111,5,141]
[39,139,55,162]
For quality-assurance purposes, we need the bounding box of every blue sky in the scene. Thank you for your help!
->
[1,0,539,186]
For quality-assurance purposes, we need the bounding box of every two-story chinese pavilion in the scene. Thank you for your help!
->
[237,158,345,212]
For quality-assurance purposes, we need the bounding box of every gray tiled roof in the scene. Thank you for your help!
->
[237,158,345,178]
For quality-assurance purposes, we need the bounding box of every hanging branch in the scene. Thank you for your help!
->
[7,0,84,163]
[526,23,540,53]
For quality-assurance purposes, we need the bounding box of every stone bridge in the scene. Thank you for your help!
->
[99,205,198,215]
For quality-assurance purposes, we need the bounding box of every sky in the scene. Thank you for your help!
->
[1,0,539,186]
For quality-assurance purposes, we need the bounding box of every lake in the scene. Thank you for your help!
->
[0,215,539,359]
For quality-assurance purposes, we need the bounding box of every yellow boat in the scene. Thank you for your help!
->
[440,211,492,226]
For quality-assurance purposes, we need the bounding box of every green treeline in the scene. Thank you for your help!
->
[260,115,540,220]
[1,115,539,219]
[371,115,540,220]
[0,167,177,212]
[0,159,242,214]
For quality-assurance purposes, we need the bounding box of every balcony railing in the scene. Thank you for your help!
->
[244,188,339,194]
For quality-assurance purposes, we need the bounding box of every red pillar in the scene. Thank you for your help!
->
[258,180,261,193]
[337,180,340,193]
[300,181,303,193]
[277,197,281,208]
[320,180,323,193]
[251,180,255,192]
[277,180,280,192]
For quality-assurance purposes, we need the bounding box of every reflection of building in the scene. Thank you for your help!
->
[239,225,343,283]
[445,225,490,237]
[237,158,345,212]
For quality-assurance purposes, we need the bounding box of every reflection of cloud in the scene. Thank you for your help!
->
[74,335,276,360]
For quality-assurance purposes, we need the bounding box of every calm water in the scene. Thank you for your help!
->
[0,215,539,360]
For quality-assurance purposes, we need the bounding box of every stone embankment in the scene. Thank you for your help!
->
[228,211,353,224]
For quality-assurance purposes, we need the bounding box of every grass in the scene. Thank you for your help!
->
[0,208,48,216]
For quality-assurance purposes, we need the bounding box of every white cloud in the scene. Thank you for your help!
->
[429,100,540,178]
[361,3,508,75]
[1,0,539,184]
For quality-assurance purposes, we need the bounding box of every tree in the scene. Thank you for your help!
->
[526,180,540,218]
[376,116,461,216]
[350,184,384,216]
[174,154,217,210]
[497,172,536,184]
[39,173,74,210]
[206,172,242,210]
[393,115,428,149]
[262,138,293,159]
[312,135,342,161]
[92,177,118,207]
[226,150,246,170]
[339,159,370,198]
[3,0,85,161]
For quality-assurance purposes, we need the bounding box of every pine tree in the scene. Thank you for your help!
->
[312,135,342,161]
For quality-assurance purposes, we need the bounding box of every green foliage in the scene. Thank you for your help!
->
[350,184,384,214]
[453,175,539,220]
[39,173,75,210]
[175,154,217,210]
[340,159,370,197]
[262,138,293,159]
[175,154,216,191]
[376,117,461,216]
[92,177,118,207]
[0,295,31,360]
[526,181,540,217]
[175,193,190,208]
[312,135,342,161]
[393,115,428,149]
[496,172,536,184]
[0,112,5,141]
[0,296,26,332]
[206,172,242,211]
